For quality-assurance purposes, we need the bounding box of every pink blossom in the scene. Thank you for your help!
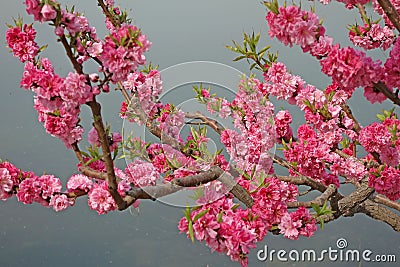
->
[263,62,304,101]
[125,159,160,187]
[331,157,367,181]
[363,86,387,104]
[359,122,392,153]
[383,39,400,90]
[380,146,400,167]
[0,168,14,200]
[310,35,333,58]
[41,4,57,21]
[24,0,43,22]
[349,23,394,51]
[6,24,39,62]
[266,6,321,49]
[320,45,383,95]
[49,194,69,212]
[87,127,100,147]
[122,70,163,122]
[275,110,293,143]
[336,0,370,8]
[16,174,62,206]
[88,182,117,214]
[156,104,185,141]
[61,72,93,105]
[67,174,93,192]
[279,213,302,239]
[279,207,317,240]
[369,166,400,201]
[87,42,103,57]
[99,25,151,82]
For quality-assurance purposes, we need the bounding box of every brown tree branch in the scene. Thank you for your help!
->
[286,184,337,208]
[125,166,253,208]
[185,112,225,134]
[376,0,400,32]
[374,81,400,106]
[88,99,127,210]
[97,0,119,29]
[338,185,375,216]
[59,34,83,74]
[359,199,400,232]
[371,194,400,212]
[340,104,362,133]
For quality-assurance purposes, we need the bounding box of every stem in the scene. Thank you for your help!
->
[88,99,127,210]
[97,0,119,28]
[374,81,400,106]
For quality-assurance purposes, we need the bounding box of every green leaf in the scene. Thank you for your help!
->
[233,55,247,62]
[311,203,321,214]
[217,212,223,223]
[188,221,194,242]
[183,206,191,221]
[231,204,241,210]
[193,209,210,222]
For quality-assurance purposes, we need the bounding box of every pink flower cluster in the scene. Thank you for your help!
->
[330,156,367,181]
[125,159,160,187]
[0,161,71,211]
[16,174,70,212]
[6,24,39,62]
[179,175,315,266]
[249,177,298,225]
[67,174,93,192]
[383,39,400,90]
[99,25,151,82]
[178,197,261,267]
[278,206,317,240]
[263,62,304,102]
[359,122,392,153]
[24,0,57,22]
[266,4,385,99]
[349,23,394,51]
[0,161,31,201]
[284,124,340,187]
[220,77,275,174]
[320,45,383,95]
[266,5,322,49]
[156,104,186,141]
[274,110,293,143]
[22,58,92,148]
[369,166,400,201]
[121,70,163,123]
[88,181,117,214]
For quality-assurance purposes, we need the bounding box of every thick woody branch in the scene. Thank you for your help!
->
[371,194,400,212]
[286,184,337,208]
[376,0,400,32]
[126,166,253,208]
[274,174,328,193]
[359,200,400,232]
[338,185,375,216]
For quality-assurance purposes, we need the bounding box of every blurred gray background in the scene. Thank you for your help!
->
[0,0,399,266]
